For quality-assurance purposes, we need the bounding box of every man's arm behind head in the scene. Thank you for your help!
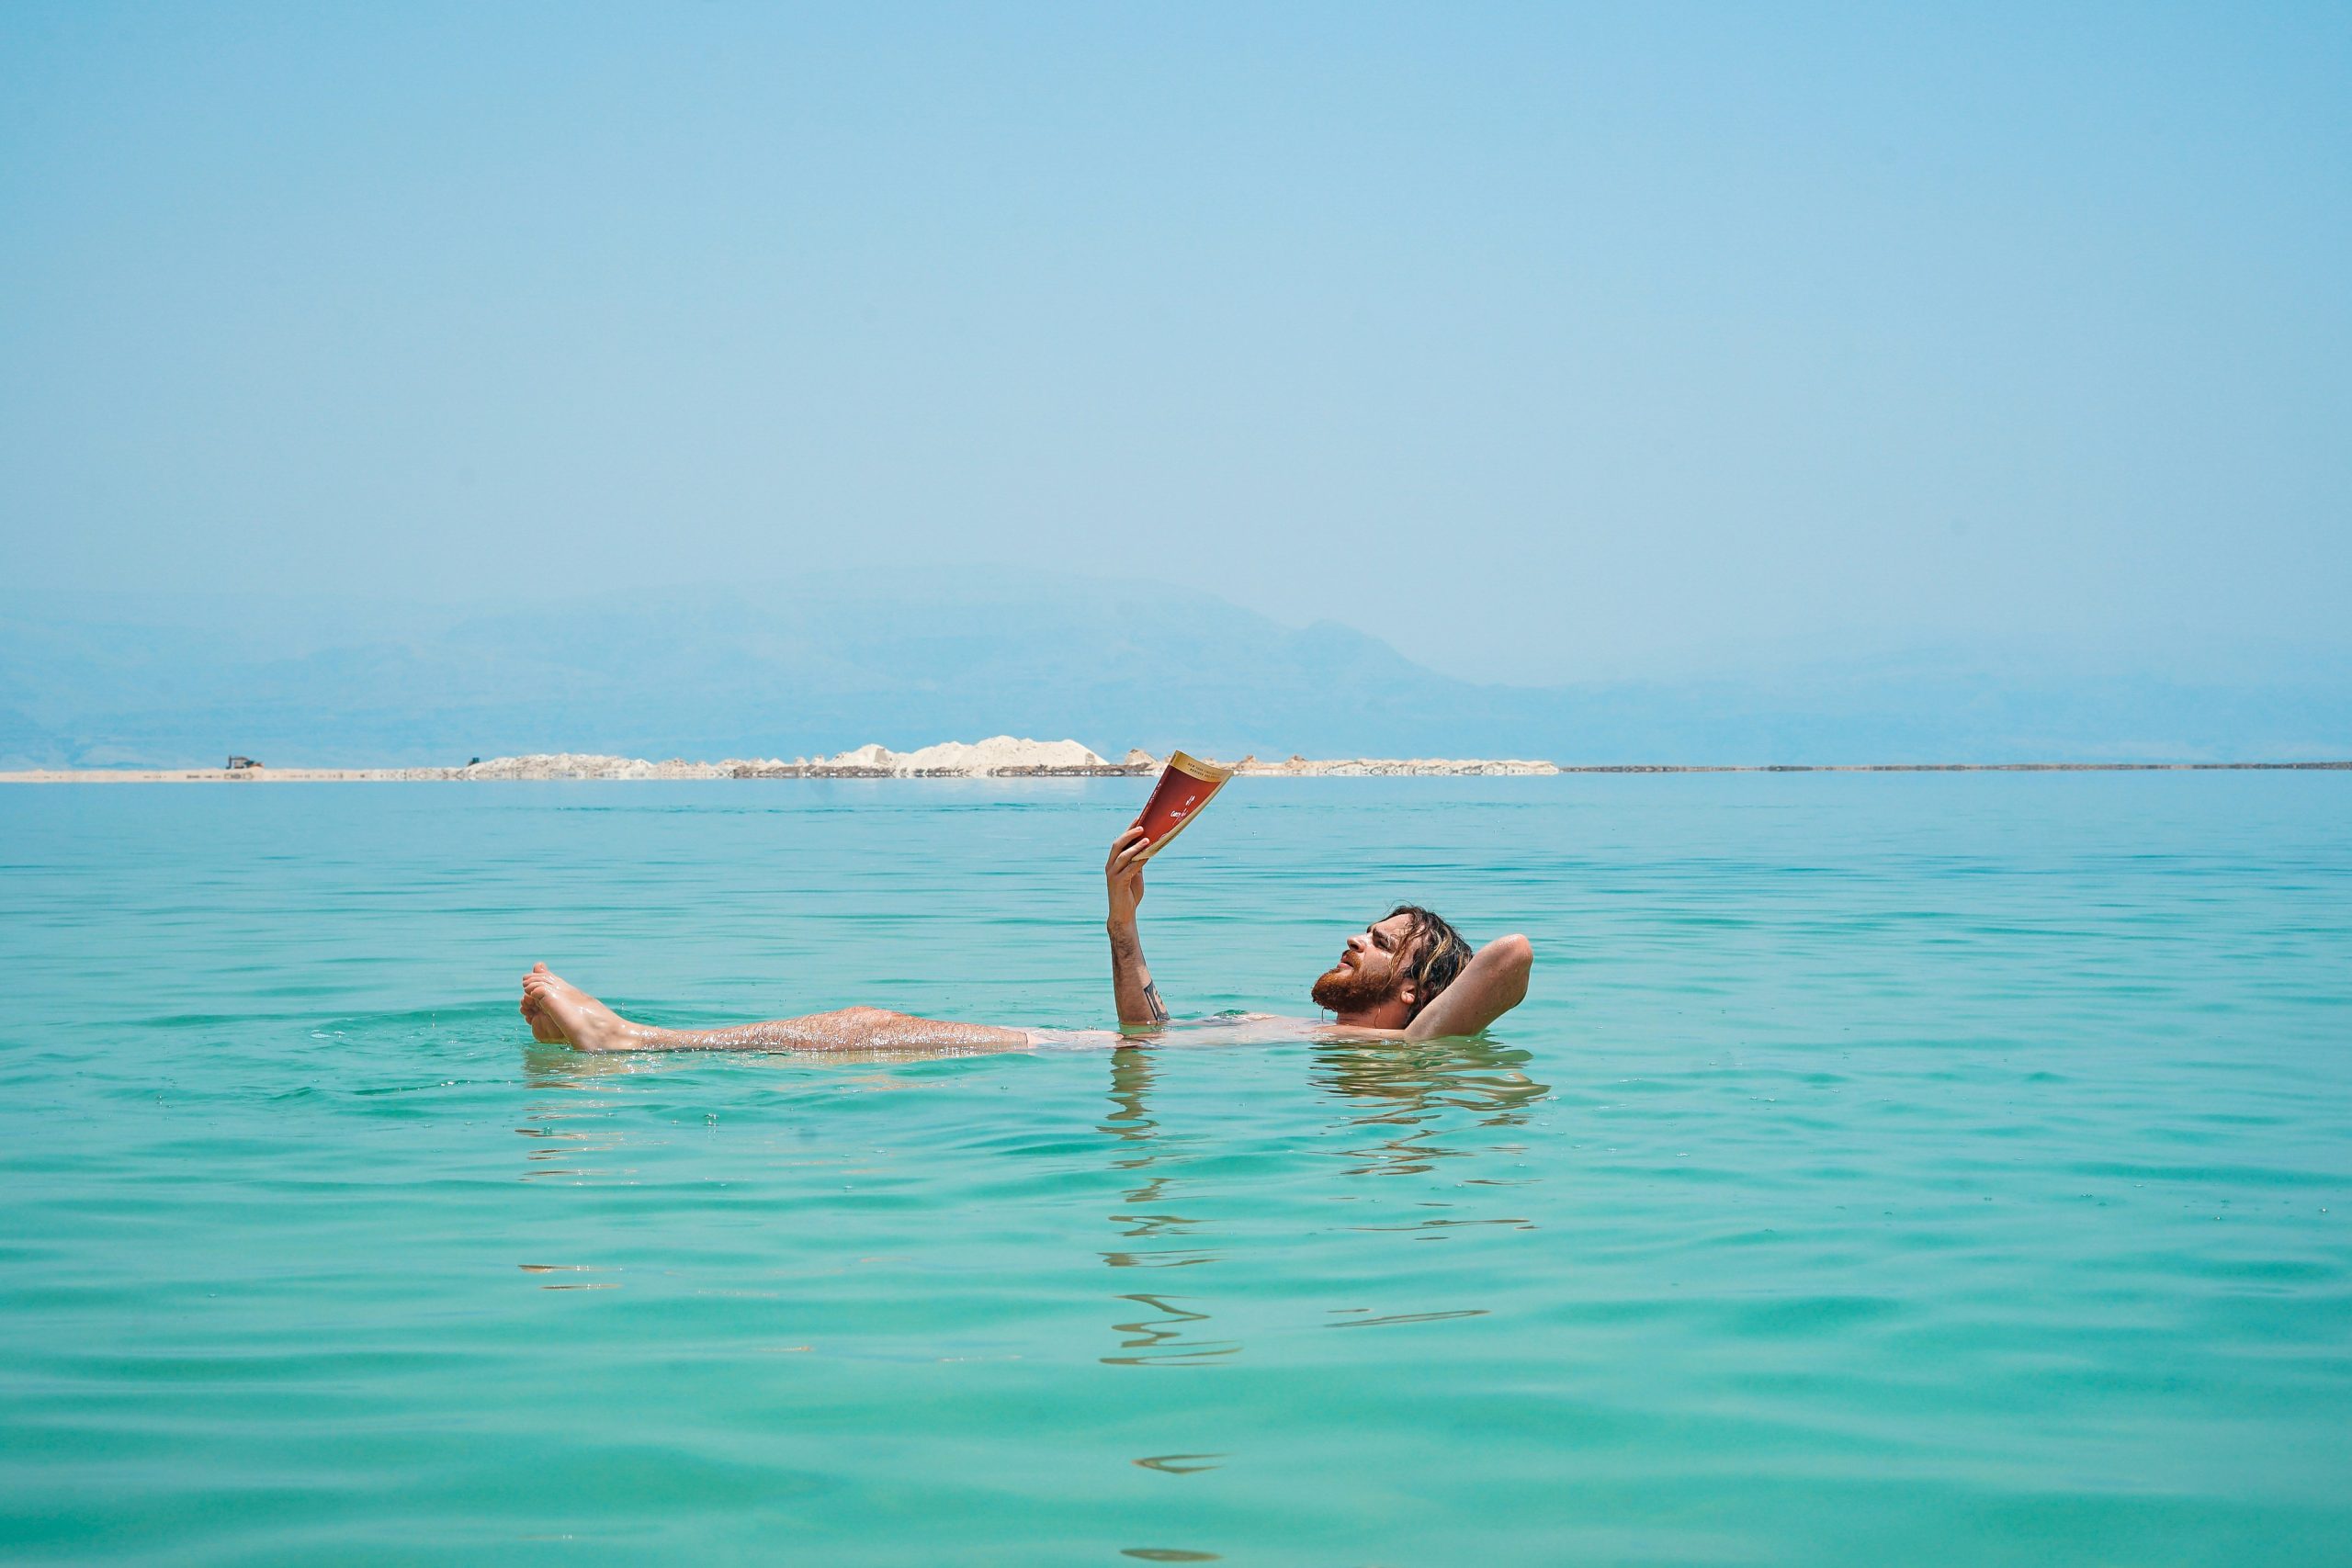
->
[1404,934,1534,1041]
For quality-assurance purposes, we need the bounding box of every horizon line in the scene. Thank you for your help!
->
[3,759,2347,784]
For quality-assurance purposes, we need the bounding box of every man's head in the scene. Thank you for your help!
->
[1310,904,1473,1024]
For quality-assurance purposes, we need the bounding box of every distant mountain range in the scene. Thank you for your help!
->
[3,571,2346,767]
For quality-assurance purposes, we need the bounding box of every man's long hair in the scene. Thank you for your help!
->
[1390,904,1473,1021]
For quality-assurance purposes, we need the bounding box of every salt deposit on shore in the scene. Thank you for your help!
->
[0,737,1563,782]
[458,753,729,780]
[1227,753,1558,777]
[782,737,1117,776]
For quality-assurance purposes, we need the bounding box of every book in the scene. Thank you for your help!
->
[1132,751,1234,862]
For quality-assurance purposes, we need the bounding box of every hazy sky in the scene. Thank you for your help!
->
[3,2,2346,683]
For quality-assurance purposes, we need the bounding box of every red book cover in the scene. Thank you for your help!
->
[1132,751,1234,862]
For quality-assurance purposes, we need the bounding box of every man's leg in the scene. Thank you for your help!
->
[519,964,1030,1055]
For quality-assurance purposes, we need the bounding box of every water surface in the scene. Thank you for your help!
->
[2,776,2347,1564]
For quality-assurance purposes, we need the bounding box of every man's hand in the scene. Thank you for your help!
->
[1105,824,1149,929]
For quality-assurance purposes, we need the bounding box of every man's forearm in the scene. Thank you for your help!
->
[1107,920,1169,1027]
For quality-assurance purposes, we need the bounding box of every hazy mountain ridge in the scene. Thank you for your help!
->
[2,576,2346,768]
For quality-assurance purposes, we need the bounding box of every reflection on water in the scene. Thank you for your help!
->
[1098,1047,1238,1364]
[1133,1453,1227,1474]
[1102,1292,1241,1368]
[511,1031,1546,1364]
[1094,1034,1550,1368]
[1326,1307,1488,1328]
[1101,1047,1202,1256]
[1311,1035,1551,1179]
[1099,1041,1159,1152]
[512,1041,923,1185]
[514,1043,647,1179]
[520,1041,653,1088]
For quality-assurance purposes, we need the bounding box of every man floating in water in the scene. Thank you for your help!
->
[518,826,1533,1053]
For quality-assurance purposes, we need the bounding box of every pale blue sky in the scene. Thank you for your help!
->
[3,2,2346,684]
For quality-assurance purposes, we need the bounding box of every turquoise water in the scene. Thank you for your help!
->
[3,777,2348,1565]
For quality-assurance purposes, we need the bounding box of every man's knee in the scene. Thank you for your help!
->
[812,1005,906,1045]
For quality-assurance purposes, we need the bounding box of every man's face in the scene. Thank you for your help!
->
[1310,913,1419,1015]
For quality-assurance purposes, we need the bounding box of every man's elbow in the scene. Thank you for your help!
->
[1495,934,1532,1006]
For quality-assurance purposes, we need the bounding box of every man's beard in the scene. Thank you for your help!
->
[1311,964,1396,1014]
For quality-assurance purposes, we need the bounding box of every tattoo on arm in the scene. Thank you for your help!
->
[1108,922,1168,1027]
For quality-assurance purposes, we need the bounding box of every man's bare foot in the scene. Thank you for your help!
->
[519,964,569,1043]
[519,964,640,1053]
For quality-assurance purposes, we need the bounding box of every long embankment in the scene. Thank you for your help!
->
[2,758,2345,783]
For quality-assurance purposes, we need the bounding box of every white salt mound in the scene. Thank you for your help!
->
[453,739,1106,779]
[435,741,1547,780]
[462,752,728,780]
[822,736,1109,774]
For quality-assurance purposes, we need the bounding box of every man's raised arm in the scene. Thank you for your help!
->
[1104,826,1170,1028]
[1405,934,1533,1041]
